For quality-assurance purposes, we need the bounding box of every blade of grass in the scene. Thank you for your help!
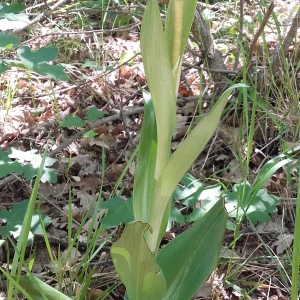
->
[291,167,300,300]
[8,143,49,300]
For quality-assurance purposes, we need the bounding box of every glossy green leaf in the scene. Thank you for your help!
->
[140,0,176,180]
[111,222,167,300]
[0,148,23,178]
[22,164,57,183]
[18,275,72,300]
[83,130,97,138]
[100,197,134,229]
[9,148,39,162]
[0,62,8,73]
[22,156,57,183]
[84,107,105,121]
[62,115,85,128]
[225,181,280,224]
[156,199,227,300]
[0,32,20,48]
[0,200,51,243]
[167,206,184,231]
[0,3,25,18]
[81,60,103,70]
[185,208,206,223]
[133,92,157,222]
[17,46,68,81]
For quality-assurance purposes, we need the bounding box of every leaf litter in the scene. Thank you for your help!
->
[0,0,299,299]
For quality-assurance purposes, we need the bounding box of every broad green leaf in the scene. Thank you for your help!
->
[5,12,29,22]
[3,59,30,71]
[0,200,51,243]
[140,0,176,180]
[0,3,25,18]
[118,50,136,66]
[84,107,105,121]
[147,83,247,252]
[81,60,103,70]
[0,62,8,73]
[225,181,280,224]
[62,115,85,128]
[0,32,20,48]
[178,173,203,200]
[83,130,97,138]
[0,148,23,178]
[18,275,72,300]
[167,206,184,231]
[133,92,157,222]
[100,197,134,229]
[9,148,39,162]
[180,182,222,207]
[111,222,167,300]
[23,156,57,183]
[22,164,57,183]
[17,46,68,81]
[156,199,227,300]
[185,208,206,223]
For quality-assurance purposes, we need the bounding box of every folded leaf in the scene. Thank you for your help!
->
[18,275,72,300]
[111,222,166,300]
[140,0,176,180]
[133,92,157,222]
[156,199,227,300]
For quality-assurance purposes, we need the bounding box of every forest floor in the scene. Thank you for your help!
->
[0,0,300,299]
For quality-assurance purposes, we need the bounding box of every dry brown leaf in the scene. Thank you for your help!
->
[85,288,110,300]
[163,231,175,241]
[38,182,69,198]
[173,114,188,139]
[72,174,99,194]
[23,110,36,127]
[59,155,98,177]
[272,234,294,254]
[106,163,123,182]
[181,102,196,116]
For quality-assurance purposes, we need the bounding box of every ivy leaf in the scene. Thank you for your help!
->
[23,156,57,183]
[0,149,23,178]
[177,174,204,206]
[81,60,103,70]
[100,197,134,229]
[118,50,136,66]
[225,181,280,224]
[186,208,206,223]
[0,32,20,48]
[0,3,26,18]
[16,46,68,81]
[84,107,105,122]
[9,147,39,163]
[83,130,98,138]
[106,66,114,71]
[0,200,52,244]
[177,173,222,207]
[62,115,85,128]
[167,206,184,231]
[0,62,8,73]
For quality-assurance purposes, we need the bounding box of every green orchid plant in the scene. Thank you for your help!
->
[110,0,246,299]
[4,1,247,299]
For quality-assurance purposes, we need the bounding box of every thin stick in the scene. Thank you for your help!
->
[12,0,70,35]
[233,0,244,70]
[246,2,275,73]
